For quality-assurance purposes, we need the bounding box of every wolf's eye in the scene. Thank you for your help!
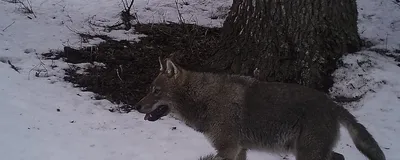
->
[153,87,161,94]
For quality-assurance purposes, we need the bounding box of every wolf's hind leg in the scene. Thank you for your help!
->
[212,140,241,160]
[295,126,338,160]
[214,147,239,160]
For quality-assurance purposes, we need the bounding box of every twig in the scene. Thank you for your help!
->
[385,33,388,50]
[116,68,123,82]
[253,67,260,79]
[15,0,36,18]
[2,21,16,32]
[89,0,136,31]
[121,0,128,10]
[174,0,185,24]
[25,0,36,18]
[120,0,136,30]
[7,60,20,73]
[394,0,400,6]
[28,54,49,79]
[134,12,141,24]
[122,0,134,11]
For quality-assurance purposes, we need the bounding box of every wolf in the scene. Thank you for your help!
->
[134,57,386,160]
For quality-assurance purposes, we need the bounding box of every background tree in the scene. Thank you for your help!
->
[203,0,360,92]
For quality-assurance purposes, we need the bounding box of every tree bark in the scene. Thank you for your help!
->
[204,0,360,92]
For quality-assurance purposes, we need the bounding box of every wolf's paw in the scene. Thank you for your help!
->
[197,153,215,160]
[198,153,233,160]
[212,157,227,160]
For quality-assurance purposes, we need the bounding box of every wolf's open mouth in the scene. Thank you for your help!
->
[144,105,169,121]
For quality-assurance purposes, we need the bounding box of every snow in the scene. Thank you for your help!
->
[0,0,399,159]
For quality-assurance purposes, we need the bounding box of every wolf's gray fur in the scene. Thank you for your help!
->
[135,58,386,160]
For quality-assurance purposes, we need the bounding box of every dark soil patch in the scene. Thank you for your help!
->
[43,23,221,113]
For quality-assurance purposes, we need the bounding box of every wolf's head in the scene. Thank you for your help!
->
[134,57,187,122]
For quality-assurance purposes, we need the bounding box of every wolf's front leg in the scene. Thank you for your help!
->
[212,142,242,160]
[235,149,247,160]
[197,151,243,160]
[197,154,226,160]
[198,154,215,160]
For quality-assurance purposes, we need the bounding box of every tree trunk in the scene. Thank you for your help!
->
[204,0,360,92]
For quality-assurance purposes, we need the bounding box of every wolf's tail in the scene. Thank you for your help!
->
[337,106,386,160]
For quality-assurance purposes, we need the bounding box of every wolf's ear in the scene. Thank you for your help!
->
[159,57,165,72]
[165,58,180,78]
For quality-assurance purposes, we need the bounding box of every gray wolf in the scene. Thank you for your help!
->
[134,57,386,160]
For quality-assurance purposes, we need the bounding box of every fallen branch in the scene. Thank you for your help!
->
[7,60,21,73]
[332,94,364,103]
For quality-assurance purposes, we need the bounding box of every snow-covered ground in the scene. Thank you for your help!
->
[0,0,399,159]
